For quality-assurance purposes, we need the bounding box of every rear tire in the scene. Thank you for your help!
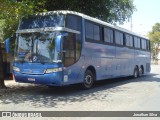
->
[81,70,94,89]
[139,66,144,77]
[133,67,139,78]
[139,67,143,77]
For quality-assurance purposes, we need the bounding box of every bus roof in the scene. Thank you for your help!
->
[35,10,149,40]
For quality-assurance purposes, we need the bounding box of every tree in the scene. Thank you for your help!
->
[148,23,160,64]
[45,0,135,24]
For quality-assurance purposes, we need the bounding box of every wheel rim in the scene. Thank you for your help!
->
[84,72,93,88]
[139,68,142,76]
[134,69,138,78]
[85,75,92,85]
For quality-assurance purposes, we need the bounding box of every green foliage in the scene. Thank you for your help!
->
[0,20,5,40]
[148,23,160,64]
[45,0,135,24]
[0,0,46,41]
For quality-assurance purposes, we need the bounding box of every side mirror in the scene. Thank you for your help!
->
[55,35,62,52]
[55,33,68,52]
[5,38,10,53]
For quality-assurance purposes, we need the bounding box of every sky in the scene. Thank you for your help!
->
[118,0,160,36]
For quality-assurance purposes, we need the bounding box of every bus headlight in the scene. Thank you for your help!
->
[45,68,62,73]
[13,66,20,72]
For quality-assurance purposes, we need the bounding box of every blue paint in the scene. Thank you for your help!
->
[13,62,63,86]
[13,11,151,87]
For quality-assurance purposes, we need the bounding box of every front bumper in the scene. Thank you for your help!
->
[14,71,63,86]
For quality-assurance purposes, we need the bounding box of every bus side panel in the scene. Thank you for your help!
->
[84,42,117,80]
[115,46,135,77]
[62,55,85,85]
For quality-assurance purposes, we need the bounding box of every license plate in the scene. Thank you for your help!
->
[28,78,35,81]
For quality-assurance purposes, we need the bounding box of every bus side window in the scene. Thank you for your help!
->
[141,39,147,50]
[146,40,150,51]
[104,27,114,43]
[134,37,141,49]
[126,34,130,47]
[66,14,82,31]
[115,31,123,45]
[85,21,100,41]
[93,24,100,41]
[137,37,141,48]
[85,21,94,41]
[126,34,133,47]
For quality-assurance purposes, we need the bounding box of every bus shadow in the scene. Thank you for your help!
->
[1,73,159,109]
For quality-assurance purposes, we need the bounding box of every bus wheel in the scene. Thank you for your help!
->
[133,67,139,78]
[82,70,94,89]
[139,66,144,77]
[139,67,143,77]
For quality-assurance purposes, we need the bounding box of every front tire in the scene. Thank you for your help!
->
[81,70,94,89]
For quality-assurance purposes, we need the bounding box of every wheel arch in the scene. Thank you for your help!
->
[85,66,97,81]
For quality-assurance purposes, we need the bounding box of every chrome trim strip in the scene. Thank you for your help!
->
[16,28,44,33]
[16,27,80,34]
[43,27,80,34]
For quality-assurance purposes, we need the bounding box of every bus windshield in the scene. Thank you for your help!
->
[19,14,65,29]
[15,32,61,63]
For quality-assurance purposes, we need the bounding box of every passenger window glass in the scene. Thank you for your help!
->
[85,21,93,40]
[134,37,141,48]
[146,40,150,51]
[104,28,113,43]
[115,31,123,45]
[85,21,100,41]
[129,36,133,47]
[141,39,147,50]
[94,25,100,41]
[76,34,82,61]
[66,15,82,31]
[63,32,82,67]
[126,34,133,47]
[63,33,75,67]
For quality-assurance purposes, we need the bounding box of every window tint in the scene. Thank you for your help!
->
[66,15,82,62]
[141,39,147,50]
[85,21,93,40]
[66,15,82,31]
[20,15,65,29]
[63,33,75,67]
[146,40,150,51]
[104,27,113,43]
[94,24,100,41]
[134,37,141,48]
[85,21,100,41]
[115,31,123,45]
[76,34,82,61]
[63,32,82,67]
[125,34,133,47]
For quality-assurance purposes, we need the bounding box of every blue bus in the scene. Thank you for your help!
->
[13,11,151,89]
